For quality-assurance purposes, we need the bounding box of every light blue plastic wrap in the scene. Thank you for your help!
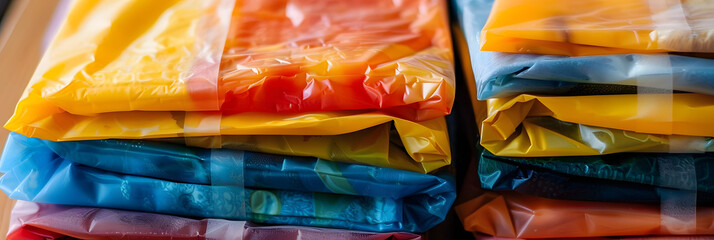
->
[453,0,714,100]
[0,133,456,233]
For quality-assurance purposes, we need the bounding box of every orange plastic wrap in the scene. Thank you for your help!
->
[481,0,714,56]
[218,0,455,121]
[456,190,714,239]
[6,0,455,134]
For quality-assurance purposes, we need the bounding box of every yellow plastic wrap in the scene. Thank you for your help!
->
[7,109,449,173]
[481,0,714,56]
[482,116,713,156]
[483,94,714,137]
[7,0,455,128]
[159,122,450,173]
[11,0,233,118]
[479,94,714,156]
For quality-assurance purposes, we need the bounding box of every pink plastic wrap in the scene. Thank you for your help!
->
[6,201,422,240]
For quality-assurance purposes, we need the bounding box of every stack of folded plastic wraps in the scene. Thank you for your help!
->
[453,0,714,239]
[0,0,458,239]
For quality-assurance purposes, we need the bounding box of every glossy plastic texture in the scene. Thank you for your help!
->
[5,111,451,172]
[454,0,714,100]
[480,0,714,56]
[6,0,455,131]
[456,191,714,238]
[456,155,708,238]
[484,94,714,137]
[479,151,714,204]
[452,27,714,156]
[7,0,233,123]
[159,122,449,173]
[6,201,422,240]
[480,93,714,156]
[482,116,714,157]
[0,133,456,233]
[217,0,455,121]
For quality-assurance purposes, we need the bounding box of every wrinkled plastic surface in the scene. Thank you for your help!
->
[7,0,233,126]
[159,122,449,173]
[456,191,714,238]
[6,0,455,132]
[479,150,714,204]
[454,0,714,100]
[480,93,714,156]
[4,111,451,172]
[480,0,714,56]
[482,116,714,157]
[217,0,455,121]
[452,26,714,156]
[484,94,714,137]
[475,53,714,99]
[6,201,422,240]
[0,133,456,233]
[455,155,708,238]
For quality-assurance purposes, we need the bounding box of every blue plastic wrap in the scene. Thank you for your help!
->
[0,133,456,233]
[478,150,714,204]
[453,0,714,100]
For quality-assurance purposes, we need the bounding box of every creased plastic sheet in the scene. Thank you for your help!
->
[483,94,713,137]
[478,150,714,204]
[479,0,714,56]
[484,116,714,157]
[480,94,714,156]
[0,133,456,233]
[473,53,714,100]
[456,191,714,238]
[159,121,449,173]
[5,111,451,173]
[217,0,455,121]
[455,150,708,238]
[8,0,234,122]
[6,0,455,131]
[453,0,714,100]
[451,24,714,157]
[5,0,455,174]
[6,201,422,240]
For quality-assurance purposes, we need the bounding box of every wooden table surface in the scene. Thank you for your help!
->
[0,0,62,237]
